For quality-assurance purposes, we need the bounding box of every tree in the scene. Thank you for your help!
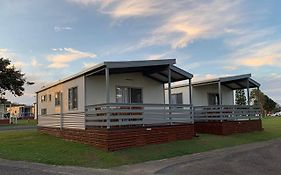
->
[264,95,277,114]
[235,89,246,105]
[0,58,26,100]
[250,89,278,115]
[250,89,265,114]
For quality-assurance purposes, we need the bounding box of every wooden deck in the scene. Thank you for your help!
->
[193,105,261,122]
[85,103,193,128]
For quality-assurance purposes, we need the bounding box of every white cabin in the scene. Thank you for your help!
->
[36,59,193,130]
[165,74,260,106]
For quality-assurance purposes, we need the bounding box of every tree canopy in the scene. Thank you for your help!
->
[250,89,278,115]
[235,89,247,105]
[0,58,26,100]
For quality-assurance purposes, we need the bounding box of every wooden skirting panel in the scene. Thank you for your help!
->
[0,119,9,125]
[195,119,263,135]
[38,124,195,151]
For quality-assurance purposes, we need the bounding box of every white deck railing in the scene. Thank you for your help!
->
[193,105,261,122]
[85,103,193,128]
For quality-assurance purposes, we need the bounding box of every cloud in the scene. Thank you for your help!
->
[0,48,27,69]
[69,0,243,50]
[52,48,64,51]
[142,1,241,49]
[31,58,42,67]
[54,26,72,32]
[225,27,277,48]
[256,73,281,105]
[47,48,97,68]
[223,65,238,71]
[83,62,97,69]
[0,48,9,53]
[230,40,281,67]
[98,1,242,52]
[69,0,166,18]
[145,52,170,60]
[12,61,27,69]
[0,48,11,57]
[193,74,220,82]
[68,0,99,6]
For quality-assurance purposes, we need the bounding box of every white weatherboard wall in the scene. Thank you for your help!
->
[85,72,164,105]
[165,84,234,106]
[165,85,191,104]
[37,76,85,129]
[192,84,234,106]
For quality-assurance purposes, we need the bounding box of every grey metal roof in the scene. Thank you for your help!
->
[104,59,176,68]
[36,59,193,93]
[170,74,260,90]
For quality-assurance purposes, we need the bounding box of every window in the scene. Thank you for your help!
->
[116,87,142,103]
[68,87,78,110]
[41,95,47,102]
[55,92,61,106]
[171,93,183,104]
[41,108,47,115]
[208,93,220,105]
[49,94,52,101]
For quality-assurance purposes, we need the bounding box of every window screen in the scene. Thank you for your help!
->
[171,93,183,104]
[68,87,78,110]
[116,87,142,103]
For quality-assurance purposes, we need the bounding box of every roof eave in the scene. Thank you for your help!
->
[104,59,176,69]
[249,78,261,87]
[170,65,193,79]
[219,74,251,83]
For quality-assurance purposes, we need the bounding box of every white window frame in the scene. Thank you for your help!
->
[208,93,220,105]
[41,108,47,115]
[41,95,47,102]
[116,86,143,104]
[68,87,78,110]
[55,92,61,106]
[171,93,183,104]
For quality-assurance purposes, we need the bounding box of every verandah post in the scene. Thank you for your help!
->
[189,78,193,123]
[168,64,172,125]
[257,87,262,118]
[247,78,250,105]
[246,78,251,120]
[218,81,223,122]
[105,67,110,129]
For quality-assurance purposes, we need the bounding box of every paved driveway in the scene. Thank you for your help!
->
[117,138,281,175]
[0,139,280,175]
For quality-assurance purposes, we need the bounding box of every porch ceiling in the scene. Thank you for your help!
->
[86,59,193,83]
[220,74,260,90]
[192,74,260,90]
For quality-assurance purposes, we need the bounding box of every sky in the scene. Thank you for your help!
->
[0,0,281,105]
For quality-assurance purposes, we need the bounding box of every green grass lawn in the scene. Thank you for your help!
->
[0,117,280,168]
[0,119,37,126]
[15,119,37,126]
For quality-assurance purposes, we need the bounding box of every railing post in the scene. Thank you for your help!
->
[169,104,172,125]
[247,105,252,120]
[220,106,223,122]
[106,104,110,129]
[191,105,194,124]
